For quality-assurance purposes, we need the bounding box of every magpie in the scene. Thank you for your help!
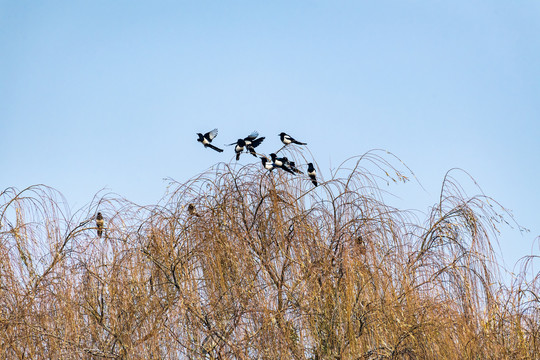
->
[270,153,295,174]
[229,131,265,158]
[197,128,224,152]
[261,156,275,171]
[307,163,318,186]
[234,139,246,160]
[246,133,265,157]
[288,161,303,174]
[279,156,303,174]
[96,212,104,238]
[279,132,307,146]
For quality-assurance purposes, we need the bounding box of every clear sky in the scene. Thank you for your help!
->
[1,1,539,273]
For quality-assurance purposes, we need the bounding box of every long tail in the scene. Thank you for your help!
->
[207,144,224,152]
[281,165,295,174]
[293,140,307,145]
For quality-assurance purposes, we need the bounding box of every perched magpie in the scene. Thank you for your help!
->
[279,132,307,146]
[288,161,303,174]
[96,212,104,238]
[269,153,283,166]
[307,163,318,187]
[279,156,303,174]
[233,139,246,160]
[229,131,265,158]
[197,128,224,152]
[270,153,295,174]
[261,156,275,171]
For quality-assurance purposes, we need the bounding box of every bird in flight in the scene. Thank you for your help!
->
[270,153,295,174]
[307,163,318,187]
[197,128,224,152]
[244,131,265,156]
[229,131,265,159]
[279,132,307,146]
[96,212,104,238]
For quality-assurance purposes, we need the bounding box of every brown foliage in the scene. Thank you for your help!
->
[0,151,538,359]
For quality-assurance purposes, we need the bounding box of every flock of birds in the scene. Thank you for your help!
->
[196,129,318,187]
[89,130,318,239]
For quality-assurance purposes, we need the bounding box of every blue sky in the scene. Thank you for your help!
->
[1,1,539,273]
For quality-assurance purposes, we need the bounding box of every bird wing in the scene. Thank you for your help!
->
[206,128,219,140]
[244,131,259,141]
[250,137,265,148]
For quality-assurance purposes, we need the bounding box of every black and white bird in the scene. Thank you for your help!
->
[288,161,303,174]
[279,132,307,146]
[96,212,104,238]
[261,156,275,171]
[307,163,318,187]
[234,139,246,160]
[229,131,265,158]
[270,153,294,174]
[244,131,265,157]
[197,128,224,152]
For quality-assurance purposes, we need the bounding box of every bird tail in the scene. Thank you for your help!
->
[207,144,224,152]
[293,140,307,145]
[236,152,241,161]
[282,165,295,174]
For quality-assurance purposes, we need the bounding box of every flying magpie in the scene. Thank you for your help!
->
[288,161,303,174]
[229,131,265,158]
[270,153,295,174]
[279,132,307,146]
[96,212,104,238]
[246,133,265,156]
[197,128,224,152]
[307,163,318,187]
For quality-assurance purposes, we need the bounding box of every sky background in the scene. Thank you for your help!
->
[1,1,539,277]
